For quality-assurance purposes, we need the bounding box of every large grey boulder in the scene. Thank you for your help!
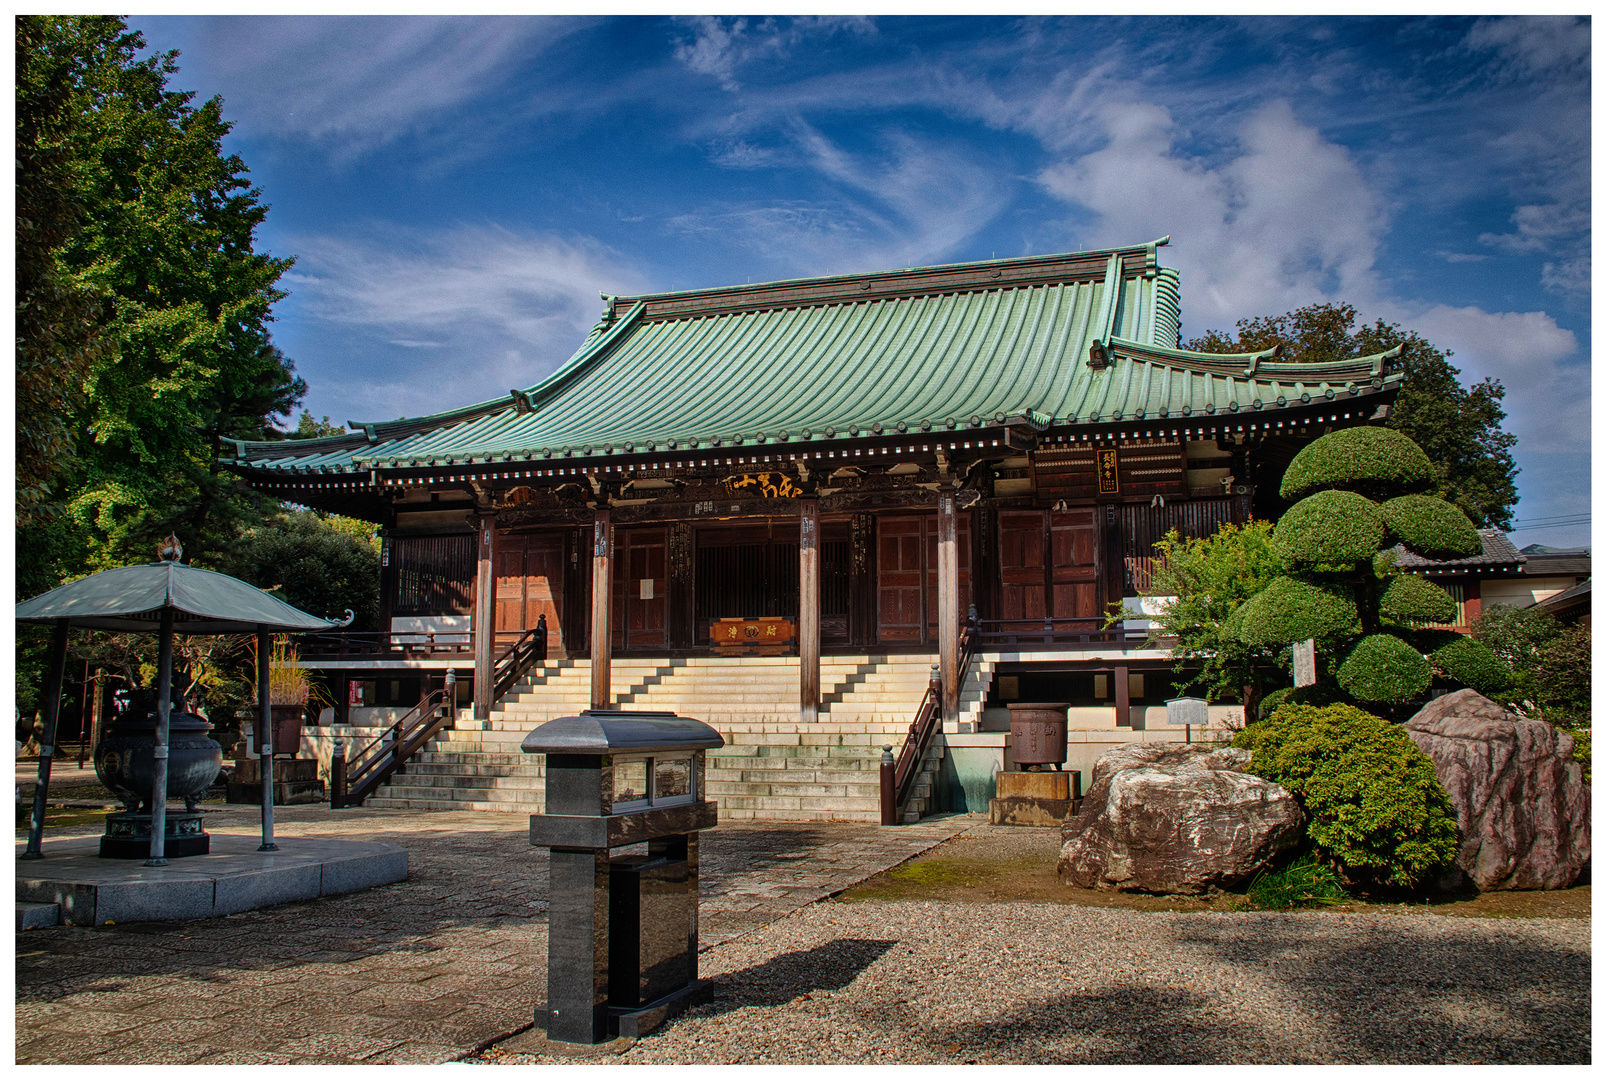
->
[1405,689,1590,890]
[1057,743,1304,895]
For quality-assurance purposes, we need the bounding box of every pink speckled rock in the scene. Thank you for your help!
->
[1405,689,1590,890]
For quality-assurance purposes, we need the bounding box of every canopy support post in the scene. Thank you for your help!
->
[257,627,278,851]
[21,618,70,859]
[145,608,175,866]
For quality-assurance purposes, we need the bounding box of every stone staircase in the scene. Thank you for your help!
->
[364,655,990,823]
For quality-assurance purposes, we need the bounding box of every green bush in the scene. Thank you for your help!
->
[1238,576,1358,646]
[1378,574,1457,626]
[1337,633,1431,701]
[1280,427,1435,502]
[1380,495,1481,559]
[1245,853,1350,910]
[1234,703,1459,888]
[1428,634,1510,695]
[1470,603,1562,669]
[1532,625,1591,728]
[1273,490,1385,567]
[1561,727,1590,784]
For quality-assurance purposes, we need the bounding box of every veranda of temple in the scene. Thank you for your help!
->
[224,238,1404,821]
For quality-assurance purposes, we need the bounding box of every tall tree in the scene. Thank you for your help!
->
[1188,303,1518,529]
[15,16,304,596]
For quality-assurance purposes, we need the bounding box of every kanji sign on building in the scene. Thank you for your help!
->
[1097,448,1120,495]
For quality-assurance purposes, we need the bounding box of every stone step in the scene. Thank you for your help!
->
[16,902,59,932]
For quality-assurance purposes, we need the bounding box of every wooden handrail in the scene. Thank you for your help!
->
[883,622,977,823]
[493,618,548,702]
[342,687,451,806]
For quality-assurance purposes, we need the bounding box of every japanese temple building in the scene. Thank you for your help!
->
[224,238,1405,820]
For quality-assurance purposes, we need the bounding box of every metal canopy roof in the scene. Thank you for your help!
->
[15,560,351,634]
[222,240,1405,480]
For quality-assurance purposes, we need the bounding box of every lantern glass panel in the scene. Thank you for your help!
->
[613,759,649,809]
[654,756,693,803]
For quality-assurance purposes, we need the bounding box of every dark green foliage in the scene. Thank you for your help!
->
[221,512,382,631]
[1337,633,1431,701]
[1233,703,1459,888]
[1273,490,1385,567]
[1531,626,1590,729]
[1189,302,1519,528]
[1378,574,1457,626]
[1245,853,1350,910]
[1428,635,1510,695]
[1471,603,1561,669]
[1381,495,1481,559]
[1279,427,1434,502]
[1238,576,1358,647]
[1561,727,1590,785]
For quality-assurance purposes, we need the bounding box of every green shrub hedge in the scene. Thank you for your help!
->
[1238,576,1358,646]
[1378,574,1457,626]
[1428,634,1510,695]
[1380,495,1481,559]
[1233,702,1459,888]
[1336,633,1431,701]
[1280,427,1435,502]
[1273,490,1385,567]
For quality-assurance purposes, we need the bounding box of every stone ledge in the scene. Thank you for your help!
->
[15,833,407,927]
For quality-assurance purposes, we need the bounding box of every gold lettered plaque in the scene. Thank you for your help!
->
[1096,448,1120,495]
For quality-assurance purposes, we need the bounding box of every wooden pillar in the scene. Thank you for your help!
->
[1462,578,1482,630]
[799,499,821,722]
[590,507,613,709]
[474,513,496,720]
[1114,664,1130,728]
[938,492,959,725]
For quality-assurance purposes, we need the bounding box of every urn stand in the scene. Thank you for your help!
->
[94,688,224,859]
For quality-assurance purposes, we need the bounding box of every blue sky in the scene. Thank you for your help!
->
[127,15,1591,547]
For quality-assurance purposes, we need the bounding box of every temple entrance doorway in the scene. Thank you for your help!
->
[495,531,567,655]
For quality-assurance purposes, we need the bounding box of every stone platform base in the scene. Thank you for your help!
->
[989,770,1082,827]
[227,758,326,805]
[15,833,407,927]
[533,979,715,1043]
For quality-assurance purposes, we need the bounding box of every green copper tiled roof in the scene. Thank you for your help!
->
[225,240,1403,476]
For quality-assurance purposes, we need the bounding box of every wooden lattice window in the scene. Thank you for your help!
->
[392,535,475,614]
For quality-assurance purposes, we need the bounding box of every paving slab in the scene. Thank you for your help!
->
[16,833,408,926]
[16,802,975,1064]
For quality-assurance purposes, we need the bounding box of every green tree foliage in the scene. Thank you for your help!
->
[16,16,304,597]
[1233,426,1502,705]
[1140,520,1286,716]
[1189,302,1518,528]
[1470,603,1562,670]
[1530,625,1590,729]
[1233,703,1459,889]
[292,413,348,439]
[221,511,382,632]
[1426,634,1511,696]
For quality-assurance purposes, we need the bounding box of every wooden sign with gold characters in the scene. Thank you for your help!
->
[1096,448,1120,495]
[724,472,803,499]
[710,616,795,654]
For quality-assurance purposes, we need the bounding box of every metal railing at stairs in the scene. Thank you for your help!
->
[880,620,977,825]
[337,687,451,807]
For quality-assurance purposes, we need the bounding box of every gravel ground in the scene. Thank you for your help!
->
[484,899,1590,1065]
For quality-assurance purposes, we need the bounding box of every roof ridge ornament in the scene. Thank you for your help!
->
[158,534,183,563]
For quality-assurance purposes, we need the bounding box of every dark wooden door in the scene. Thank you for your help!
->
[1050,510,1099,617]
[495,532,566,654]
[877,516,926,642]
[613,528,667,652]
[997,512,1048,623]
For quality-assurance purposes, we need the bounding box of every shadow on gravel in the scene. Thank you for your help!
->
[709,937,899,1009]
[1166,920,1591,1064]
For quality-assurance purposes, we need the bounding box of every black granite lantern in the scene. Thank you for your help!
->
[522,710,724,1044]
[95,687,223,858]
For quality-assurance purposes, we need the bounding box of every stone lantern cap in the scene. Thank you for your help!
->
[520,710,725,756]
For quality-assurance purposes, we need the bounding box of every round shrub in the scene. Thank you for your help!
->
[1273,490,1385,567]
[1429,635,1510,695]
[1337,633,1431,701]
[1380,495,1481,559]
[1280,426,1435,502]
[1378,574,1457,626]
[1233,702,1459,888]
[1238,576,1358,646]
[1373,548,1399,578]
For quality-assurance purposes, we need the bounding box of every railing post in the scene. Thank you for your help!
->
[391,721,404,772]
[534,613,547,665]
[330,737,347,810]
[879,744,897,826]
[443,668,457,726]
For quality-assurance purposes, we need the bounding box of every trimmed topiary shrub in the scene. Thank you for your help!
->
[1280,426,1434,502]
[1238,576,1358,646]
[1428,634,1510,695]
[1377,574,1457,626]
[1380,495,1481,559]
[1232,702,1459,888]
[1272,490,1385,567]
[1337,633,1431,701]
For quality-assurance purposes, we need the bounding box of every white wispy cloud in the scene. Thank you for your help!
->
[283,226,649,420]
[671,15,875,92]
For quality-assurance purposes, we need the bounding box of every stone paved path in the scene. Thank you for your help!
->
[15,803,975,1064]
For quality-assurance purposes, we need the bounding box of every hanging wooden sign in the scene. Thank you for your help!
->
[724,472,803,499]
[1097,448,1120,495]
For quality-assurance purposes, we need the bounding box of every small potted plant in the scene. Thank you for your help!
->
[266,636,309,758]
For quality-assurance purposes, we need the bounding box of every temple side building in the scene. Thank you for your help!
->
[225,238,1405,820]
